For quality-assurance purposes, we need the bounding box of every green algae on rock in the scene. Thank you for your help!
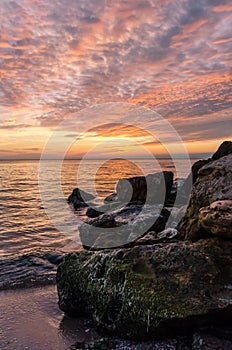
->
[57,238,232,340]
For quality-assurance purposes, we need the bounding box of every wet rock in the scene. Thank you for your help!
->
[86,207,103,218]
[179,154,232,240]
[57,238,232,340]
[79,205,171,249]
[86,202,123,219]
[104,193,118,203]
[116,171,173,205]
[199,200,232,238]
[129,228,179,247]
[68,188,95,209]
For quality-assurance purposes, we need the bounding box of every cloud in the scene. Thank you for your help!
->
[0,122,32,130]
[0,0,231,157]
[88,123,151,138]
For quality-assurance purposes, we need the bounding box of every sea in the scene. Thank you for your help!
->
[0,158,198,290]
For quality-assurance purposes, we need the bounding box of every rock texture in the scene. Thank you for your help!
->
[67,332,232,349]
[199,200,232,238]
[57,238,232,340]
[116,171,173,205]
[179,154,232,240]
[182,141,232,196]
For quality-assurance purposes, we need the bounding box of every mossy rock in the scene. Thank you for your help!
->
[57,238,232,340]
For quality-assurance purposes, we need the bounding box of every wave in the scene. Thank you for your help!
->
[0,250,66,291]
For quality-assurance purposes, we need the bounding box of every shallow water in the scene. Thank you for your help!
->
[0,285,99,350]
[0,158,195,289]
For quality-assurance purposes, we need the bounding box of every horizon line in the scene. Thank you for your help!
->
[0,153,212,161]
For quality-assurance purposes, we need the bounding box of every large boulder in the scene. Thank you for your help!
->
[57,238,232,340]
[116,171,173,205]
[179,154,232,240]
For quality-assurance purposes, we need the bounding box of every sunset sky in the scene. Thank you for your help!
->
[0,0,232,159]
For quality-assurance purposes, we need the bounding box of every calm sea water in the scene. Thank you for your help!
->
[0,159,196,290]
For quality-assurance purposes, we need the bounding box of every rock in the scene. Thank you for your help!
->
[199,200,232,239]
[68,188,95,209]
[57,238,232,340]
[182,141,232,197]
[79,205,171,249]
[179,154,232,240]
[212,140,232,160]
[165,178,186,207]
[104,193,118,203]
[116,171,173,205]
[192,332,232,350]
[169,205,187,228]
[86,207,104,218]
[156,228,179,240]
[128,228,179,247]
[86,202,123,218]
[183,159,211,195]
[67,338,116,350]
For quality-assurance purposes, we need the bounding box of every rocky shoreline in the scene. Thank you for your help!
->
[57,141,232,349]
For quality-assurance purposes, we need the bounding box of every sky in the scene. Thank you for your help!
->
[0,0,232,159]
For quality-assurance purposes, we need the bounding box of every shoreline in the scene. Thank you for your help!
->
[2,284,232,350]
[0,285,99,350]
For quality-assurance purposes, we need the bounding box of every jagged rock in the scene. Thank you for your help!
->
[68,188,95,209]
[212,140,232,160]
[182,141,232,196]
[116,171,173,205]
[179,154,232,240]
[199,200,232,238]
[57,238,232,340]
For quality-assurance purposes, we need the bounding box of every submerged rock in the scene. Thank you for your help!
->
[68,188,95,210]
[57,238,232,340]
[179,154,232,240]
